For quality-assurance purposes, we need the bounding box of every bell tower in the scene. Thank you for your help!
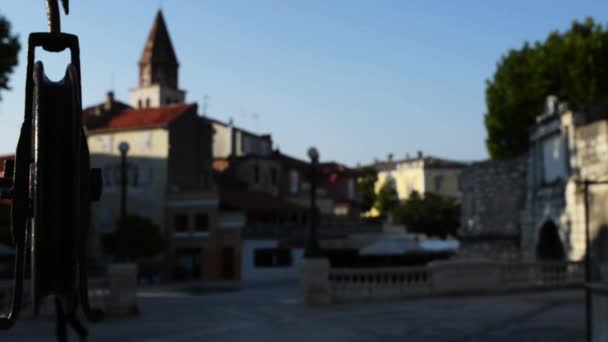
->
[130,9,186,108]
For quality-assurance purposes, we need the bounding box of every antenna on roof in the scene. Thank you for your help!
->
[252,112,259,133]
[202,95,209,116]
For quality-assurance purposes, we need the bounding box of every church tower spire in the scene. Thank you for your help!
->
[130,9,186,109]
[139,9,179,88]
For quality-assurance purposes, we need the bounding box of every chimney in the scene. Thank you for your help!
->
[417,150,423,159]
[104,91,115,111]
[387,153,394,162]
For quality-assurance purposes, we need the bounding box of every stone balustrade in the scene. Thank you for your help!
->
[325,261,584,303]
[329,267,431,302]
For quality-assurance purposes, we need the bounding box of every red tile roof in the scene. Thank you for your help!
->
[88,103,197,133]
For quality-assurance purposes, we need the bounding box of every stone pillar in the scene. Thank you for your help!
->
[300,258,331,305]
[107,263,139,317]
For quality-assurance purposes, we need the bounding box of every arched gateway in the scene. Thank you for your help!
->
[536,220,566,260]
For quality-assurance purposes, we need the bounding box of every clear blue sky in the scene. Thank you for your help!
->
[0,1,607,166]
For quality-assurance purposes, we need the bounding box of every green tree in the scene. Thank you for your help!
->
[102,215,166,261]
[357,166,377,212]
[485,17,608,158]
[0,13,20,100]
[373,179,398,217]
[393,191,460,238]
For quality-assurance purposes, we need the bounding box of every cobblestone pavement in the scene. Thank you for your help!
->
[0,284,585,341]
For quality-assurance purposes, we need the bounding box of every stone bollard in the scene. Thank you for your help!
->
[107,263,139,317]
[300,258,331,305]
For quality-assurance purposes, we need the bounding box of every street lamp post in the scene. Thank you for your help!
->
[304,147,322,258]
[118,142,130,262]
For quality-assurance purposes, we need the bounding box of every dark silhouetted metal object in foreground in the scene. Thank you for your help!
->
[0,1,103,340]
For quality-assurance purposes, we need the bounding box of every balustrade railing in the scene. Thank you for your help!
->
[327,261,584,302]
[329,267,431,301]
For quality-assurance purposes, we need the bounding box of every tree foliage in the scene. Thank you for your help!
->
[102,215,166,261]
[357,166,378,212]
[373,179,398,217]
[485,17,608,158]
[0,13,20,100]
[393,191,460,238]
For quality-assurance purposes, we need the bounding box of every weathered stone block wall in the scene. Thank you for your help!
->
[459,157,527,259]
[460,157,527,236]
[457,238,521,260]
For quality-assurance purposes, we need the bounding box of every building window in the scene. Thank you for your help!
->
[111,164,140,187]
[175,214,189,232]
[140,132,153,151]
[103,166,113,187]
[137,99,142,109]
[434,175,444,192]
[254,248,292,267]
[139,167,153,186]
[271,168,278,186]
[347,178,355,199]
[242,136,252,154]
[98,135,113,153]
[253,164,260,184]
[195,213,209,232]
[289,170,299,194]
[145,98,151,108]
[406,180,414,195]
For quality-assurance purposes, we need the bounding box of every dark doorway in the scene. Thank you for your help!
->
[175,248,202,280]
[536,220,566,260]
[222,247,235,280]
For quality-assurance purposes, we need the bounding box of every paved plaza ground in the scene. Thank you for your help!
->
[0,283,585,341]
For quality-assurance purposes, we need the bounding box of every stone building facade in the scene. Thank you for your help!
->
[459,157,527,260]
[84,10,243,282]
[521,96,608,263]
[367,153,467,217]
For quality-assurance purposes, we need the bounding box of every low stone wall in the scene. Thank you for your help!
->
[457,235,521,260]
[324,260,583,303]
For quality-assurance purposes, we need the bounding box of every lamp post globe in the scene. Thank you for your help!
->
[307,147,319,162]
[118,142,130,154]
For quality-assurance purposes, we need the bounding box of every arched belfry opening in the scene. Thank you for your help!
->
[536,220,566,260]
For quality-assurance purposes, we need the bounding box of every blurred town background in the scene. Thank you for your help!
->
[1,2,608,341]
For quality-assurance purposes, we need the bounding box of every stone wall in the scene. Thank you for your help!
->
[457,237,521,260]
[520,108,608,261]
[459,157,527,259]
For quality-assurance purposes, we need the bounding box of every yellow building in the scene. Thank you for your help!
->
[368,153,467,216]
